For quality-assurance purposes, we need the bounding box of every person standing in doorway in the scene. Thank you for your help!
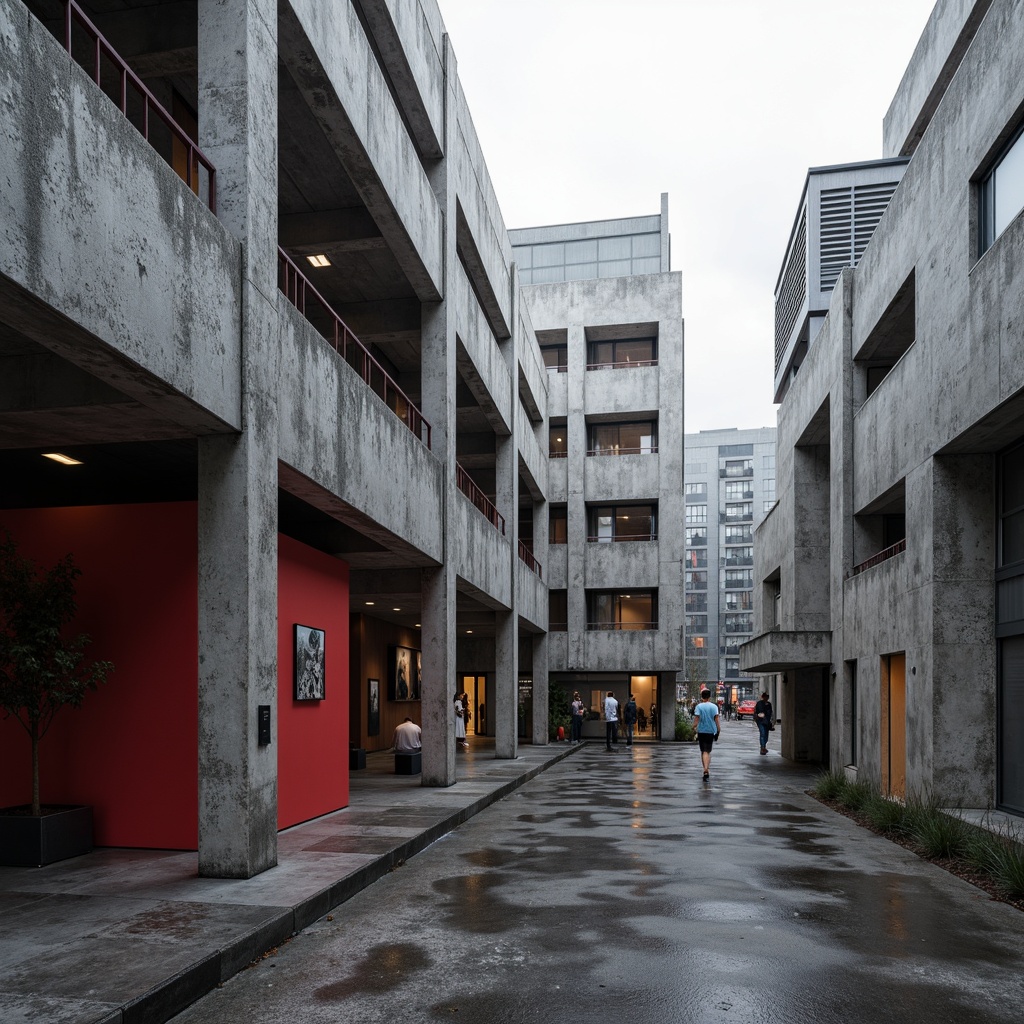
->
[604,691,620,751]
[455,693,468,749]
[650,702,659,738]
[692,688,720,780]
[755,690,774,755]
[570,691,585,743]
[623,693,638,747]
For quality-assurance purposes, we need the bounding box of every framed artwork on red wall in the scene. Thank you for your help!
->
[294,624,326,700]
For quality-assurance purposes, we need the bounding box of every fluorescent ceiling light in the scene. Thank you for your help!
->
[42,453,83,466]
[306,254,331,268]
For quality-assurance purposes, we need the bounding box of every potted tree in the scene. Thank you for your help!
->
[0,531,112,866]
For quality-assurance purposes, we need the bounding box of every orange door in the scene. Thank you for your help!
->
[881,653,906,798]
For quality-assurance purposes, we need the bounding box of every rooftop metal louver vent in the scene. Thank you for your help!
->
[774,210,807,376]
[819,181,901,290]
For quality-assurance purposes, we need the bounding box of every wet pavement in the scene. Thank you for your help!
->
[169,724,1024,1024]
[0,739,573,1024]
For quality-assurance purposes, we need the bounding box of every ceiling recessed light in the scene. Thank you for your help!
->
[466,629,473,634]
[306,254,331,268]
[392,607,401,612]
[415,623,421,628]
[42,453,83,466]
[365,601,375,606]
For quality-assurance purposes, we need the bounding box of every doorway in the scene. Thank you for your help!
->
[881,653,906,799]
[460,674,486,738]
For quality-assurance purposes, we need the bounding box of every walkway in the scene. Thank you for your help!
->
[0,740,573,1024]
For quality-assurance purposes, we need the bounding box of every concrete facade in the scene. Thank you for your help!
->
[512,205,684,740]
[742,0,1024,812]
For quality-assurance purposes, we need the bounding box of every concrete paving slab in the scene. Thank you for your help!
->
[0,740,573,1024]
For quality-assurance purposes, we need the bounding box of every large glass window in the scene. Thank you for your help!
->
[685,527,707,547]
[725,569,754,588]
[725,502,753,521]
[588,420,657,455]
[723,459,753,477]
[725,481,751,500]
[724,591,754,611]
[981,124,1024,254]
[686,548,708,568]
[724,546,753,566]
[549,424,568,458]
[549,590,568,631]
[685,593,707,614]
[541,344,567,372]
[549,505,567,544]
[685,504,707,525]
[587,337,657,369]
[685,614,708,632]
[725,525,753,544]
[685,482,708,501]
[588,503,656,542]
[685,571,707,591]
[587,590,657,631]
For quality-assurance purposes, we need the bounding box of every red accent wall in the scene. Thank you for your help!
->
[0,506,350,848]
[0,504,199,848]
[277,534,349,829]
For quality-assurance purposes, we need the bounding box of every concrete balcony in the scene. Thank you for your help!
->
[739,629,832,672]
[584,540,658,588]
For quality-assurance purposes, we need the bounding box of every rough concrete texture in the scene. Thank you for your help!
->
[172,726,1024,1024]
[748,0,1024,802]
[0,743,572,1024]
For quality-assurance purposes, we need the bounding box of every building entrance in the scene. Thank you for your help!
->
[459,674,486,738]
[881,653,906,799]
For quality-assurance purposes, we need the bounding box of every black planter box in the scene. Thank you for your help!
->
[395,751,421,775]
[349,748,366,770]
[0,804,94,867]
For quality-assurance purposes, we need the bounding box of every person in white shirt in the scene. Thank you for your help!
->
[392,717,422,753]
[603,691,620,751]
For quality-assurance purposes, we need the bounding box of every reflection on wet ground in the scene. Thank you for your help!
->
[172,727,1024,1024]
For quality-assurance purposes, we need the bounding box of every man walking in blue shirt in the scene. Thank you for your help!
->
[692,689,720,780]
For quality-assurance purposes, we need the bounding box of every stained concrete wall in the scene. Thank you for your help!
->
[751,0,1024,803]
[0,0,242,431]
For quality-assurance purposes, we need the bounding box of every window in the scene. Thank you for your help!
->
[541,344,567,372]
[549,505,567,544]
[587,337,657,369]
[685,614,708,632]
[588,420,657,455]
[725,569,754,588]
[723,459,753,477]
[685,571,707,591]
[981,123,1024,254]
[549,590,568,631]
[725,502,753,521]
[725,525,752,544]
[685,593,707,613]
[723,613,753,633]
[725,481,751,501]
[685,548,708,568]
[685,527,707,547]
[724,546,752,566]
[725,658,740,679]
[764,500,777,514]
[587,590,657,630]
[764,478,776,501]
[686,462,708,475]
[725,591,754,611]
[685,505,707,525]
[719,444,753,457]
[763,455,775,470]
[685,482,708,501]
[588,503,656,542]
[549,424,567,458]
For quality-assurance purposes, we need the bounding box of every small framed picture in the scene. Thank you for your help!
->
[368,679,380,736]
[294,624,326,700]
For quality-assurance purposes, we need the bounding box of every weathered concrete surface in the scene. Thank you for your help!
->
[172,725,1024,1024]
[0,742,574,1024]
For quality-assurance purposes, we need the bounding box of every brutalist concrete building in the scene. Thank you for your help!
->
[509,202,684,739]
[0,0,683,876]
[683,427,777,701]
[742,0,1024,814]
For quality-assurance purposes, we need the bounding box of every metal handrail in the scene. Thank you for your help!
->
[278,249,431,448]
[585,622,659,631]
[585,359,658,371]
[63,1,216,211]
[549,450,569,459]
[847,537,906,579]
[456,463,505,535]
[518,540,542,579]
[586,446,659,456]
[586,534,657,542]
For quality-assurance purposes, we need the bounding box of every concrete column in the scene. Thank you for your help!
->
[566,322,587,667]
[419,34,459,787]
[531,631,549,745]
[196,0,279,878]
[494,608,518,757]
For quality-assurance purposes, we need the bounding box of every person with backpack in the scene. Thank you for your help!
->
[755,691,774,755]
[623,694,638,747]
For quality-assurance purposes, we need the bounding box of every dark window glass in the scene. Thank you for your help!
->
[588,504,655,541]
[549,590,568,631]
[549,425,568,458]
[541,345,567,371]
[586,590,657,630]
[549,506,567,544]
[588,420,657,455]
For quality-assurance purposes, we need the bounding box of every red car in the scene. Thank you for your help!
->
[736,699,757,720]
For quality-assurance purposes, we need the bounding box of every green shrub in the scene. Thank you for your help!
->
[985,832,1024,899]
[838,780,873,812]
[908,805,974,859]
[863,793,909,835]
[674,707,695,741]
[812,769,847,801]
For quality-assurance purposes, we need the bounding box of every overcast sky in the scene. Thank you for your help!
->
[436,0,937,434]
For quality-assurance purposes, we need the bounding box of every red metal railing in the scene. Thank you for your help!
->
[518,540,542,579]
[847,537,906,580]
[63,1,216,211]
[278,249,431,448]
[456,463,505,535]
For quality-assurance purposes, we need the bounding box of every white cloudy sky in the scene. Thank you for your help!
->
[437,0,937,434]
